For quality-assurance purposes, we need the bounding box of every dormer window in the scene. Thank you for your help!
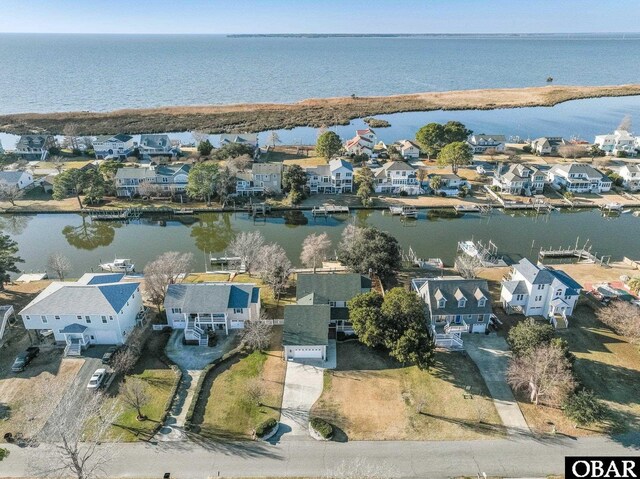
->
[458,298,466,308]
[437,299,446,309]
[478,298,486,307]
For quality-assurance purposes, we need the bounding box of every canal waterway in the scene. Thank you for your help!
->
[1,209,638,278]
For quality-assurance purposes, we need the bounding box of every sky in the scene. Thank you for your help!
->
[1,0,639,35]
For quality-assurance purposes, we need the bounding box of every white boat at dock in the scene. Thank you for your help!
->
[454,204,481,213]
[601,202,623,211]
[99,258,135,273]
[389,206,403,215]
[401,206,418,218]
[458,240,480,258]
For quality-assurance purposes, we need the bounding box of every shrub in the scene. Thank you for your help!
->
[563,191,575,200]
[0,447,8,461]
[399,190,408,197]
[310,417,334,439]
[255,418,278,438]
[563,389,607,427]
[616,151,628,158]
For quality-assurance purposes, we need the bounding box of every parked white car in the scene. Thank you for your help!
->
[87,368,107,390]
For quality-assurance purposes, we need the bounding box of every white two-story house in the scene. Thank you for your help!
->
[373,161,422,195]
[492,164,545,195]
[19,273,144,355]
[93,134,137,160]
[305,158,353,194]
[547,163,612,193]
[429,173,470,196]
[620,164,640,191]
[501,258,582,328]
[412,277,493,348]
[164,283,260,345]
[466,134,506,154]
[344,129,377,157]
[115,164,191,197]
[393,140,421,159]
[236,162,283,196]
[139,134,179,159]
[594,130,637,157]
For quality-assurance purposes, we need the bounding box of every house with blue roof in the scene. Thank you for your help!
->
[500,258,582,328]
[164,282,261,345]
[19,273,144,355]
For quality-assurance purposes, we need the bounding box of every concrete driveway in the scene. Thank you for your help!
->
[463,333,530,434]
[278,361,324,439]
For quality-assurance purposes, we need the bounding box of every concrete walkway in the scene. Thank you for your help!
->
[464,333,530,434]
[156,330,237,441]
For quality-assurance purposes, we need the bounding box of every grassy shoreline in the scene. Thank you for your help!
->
[1,84,639,135]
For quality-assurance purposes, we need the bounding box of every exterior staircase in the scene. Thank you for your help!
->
[64,340,82,357]
[185,318,208,346]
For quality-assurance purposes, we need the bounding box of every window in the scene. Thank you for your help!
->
[535,296,542,302]
[25,315,30,320]
[437,299,446,309]
[234,308,243,314]
[85,316,91,324]
[102,316,108,324]
[77,315,82,320]
[478,298,486,307]
[537,284,544,290]
[477,316,485,322]
[458,299,466,308]
[555,289,562,296]
[41,315,48,324]
[54,315,60,320]
[329,301,336,307]
[171,308,182,314]
[109,316,114,321]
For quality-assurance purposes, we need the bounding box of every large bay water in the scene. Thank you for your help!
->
[2,210,639,278]
[1,33,640,114]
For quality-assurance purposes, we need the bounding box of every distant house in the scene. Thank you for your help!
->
[547,163,612,193]
[115,164,191,197]
[501,258,581,328]
[393,139,421,159]
[429,173,469,196]
[14,135,56,161]
[283,273,371,361]
[466,134,506,154]
[93,134,137,160]
[620,164,640,191]
[236,162,283,196]
[412,277,493,349]
[219,133,259,150]
[41,174,56,193]
[0,170,34,190]
[492,164,545,195]
[19,273,144,355]
[165,283,261,344]
[594,130,637,156]
[344,129,377,157]
[530,137,566,156]
[373,161,422,195]
[305,158,353,194]
[139,134,179,159]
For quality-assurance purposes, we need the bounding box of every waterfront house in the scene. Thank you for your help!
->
[547,163,612,193]
[344,128,377,157]
[164,283,260,344]
[283,273,371,361]
[530,137,566,156]
[19,273,144,355]
[429,173,469,196]
[620,164,640,191]
[219,133,259,150]
[115,163,191,197]
[373,161,422,195]
[393,139,421,159]
[0,170,34,190]
[305,158,353,194]
[466,134,506,154]
[594,130,637,157]
[412,277,493,349]
[93,134,137,160]
[500,258,581,327]
[139,134,179,159]
[14,135,56,161]
[236,162,283,196]
[492,163,545,195]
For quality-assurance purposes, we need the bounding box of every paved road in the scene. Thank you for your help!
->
[464,333,530,434]
[3,433,640,478]
[278,362,324,438]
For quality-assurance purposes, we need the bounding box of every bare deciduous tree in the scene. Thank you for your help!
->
[0,183,25,206]
[454,254,483,279]
[242,316,273,352]
[50,155,66,174]
[112,324,152,376]
[228,231,265,275]
[484,147,499,162]
[191,130,209,146]
[227,154,252,173]
[137,181,166,198]
[267,131,281,147]
[618,114,633,132]
[47,252,72,280]
[27,381,122,479]
[119,378,151,420]
[143,252,193,310]
[63,123,80,151]
[507,343,576,406]
[595,301,640,344]
[257,242,291,302]
[558,144,584,160]
[245,378,265,407]
[300,232,331,273]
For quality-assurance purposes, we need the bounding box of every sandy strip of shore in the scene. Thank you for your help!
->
[1,84,639,135]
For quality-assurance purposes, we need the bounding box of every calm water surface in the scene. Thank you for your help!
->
[2,210,638,278]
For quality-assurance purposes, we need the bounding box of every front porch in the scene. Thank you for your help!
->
[183,312,230,346]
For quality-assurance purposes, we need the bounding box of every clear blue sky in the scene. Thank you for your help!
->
[1,0,638,34]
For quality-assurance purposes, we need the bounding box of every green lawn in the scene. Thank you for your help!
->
[198,330,286,439]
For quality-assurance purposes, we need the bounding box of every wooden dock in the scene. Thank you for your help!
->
[312,204,350,216]
[89,208,142,221]
[539,239,611,266]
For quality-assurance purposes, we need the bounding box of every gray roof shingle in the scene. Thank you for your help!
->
[421,278,492,316]
[295,273,371,304]
[164,283,259,313]
[283,304,330,346]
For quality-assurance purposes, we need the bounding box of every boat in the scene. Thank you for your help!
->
[476,165,486,174]
[389,206,403,215]
[99,258,135,273]
[621,209,632,214]
[454,204,481,213]
[210,255,242,265]
[458,240,480,258]
[417,258,444,269]
[633,211,640,217]
[401,206,418,218]
[601,202,623,211]
[174,208,194,215]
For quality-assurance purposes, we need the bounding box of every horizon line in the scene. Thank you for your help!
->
[1,31,640,36]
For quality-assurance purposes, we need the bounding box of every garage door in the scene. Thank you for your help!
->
[93,330,119,344]
[471,323,487,334]
[290,347,323,359]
